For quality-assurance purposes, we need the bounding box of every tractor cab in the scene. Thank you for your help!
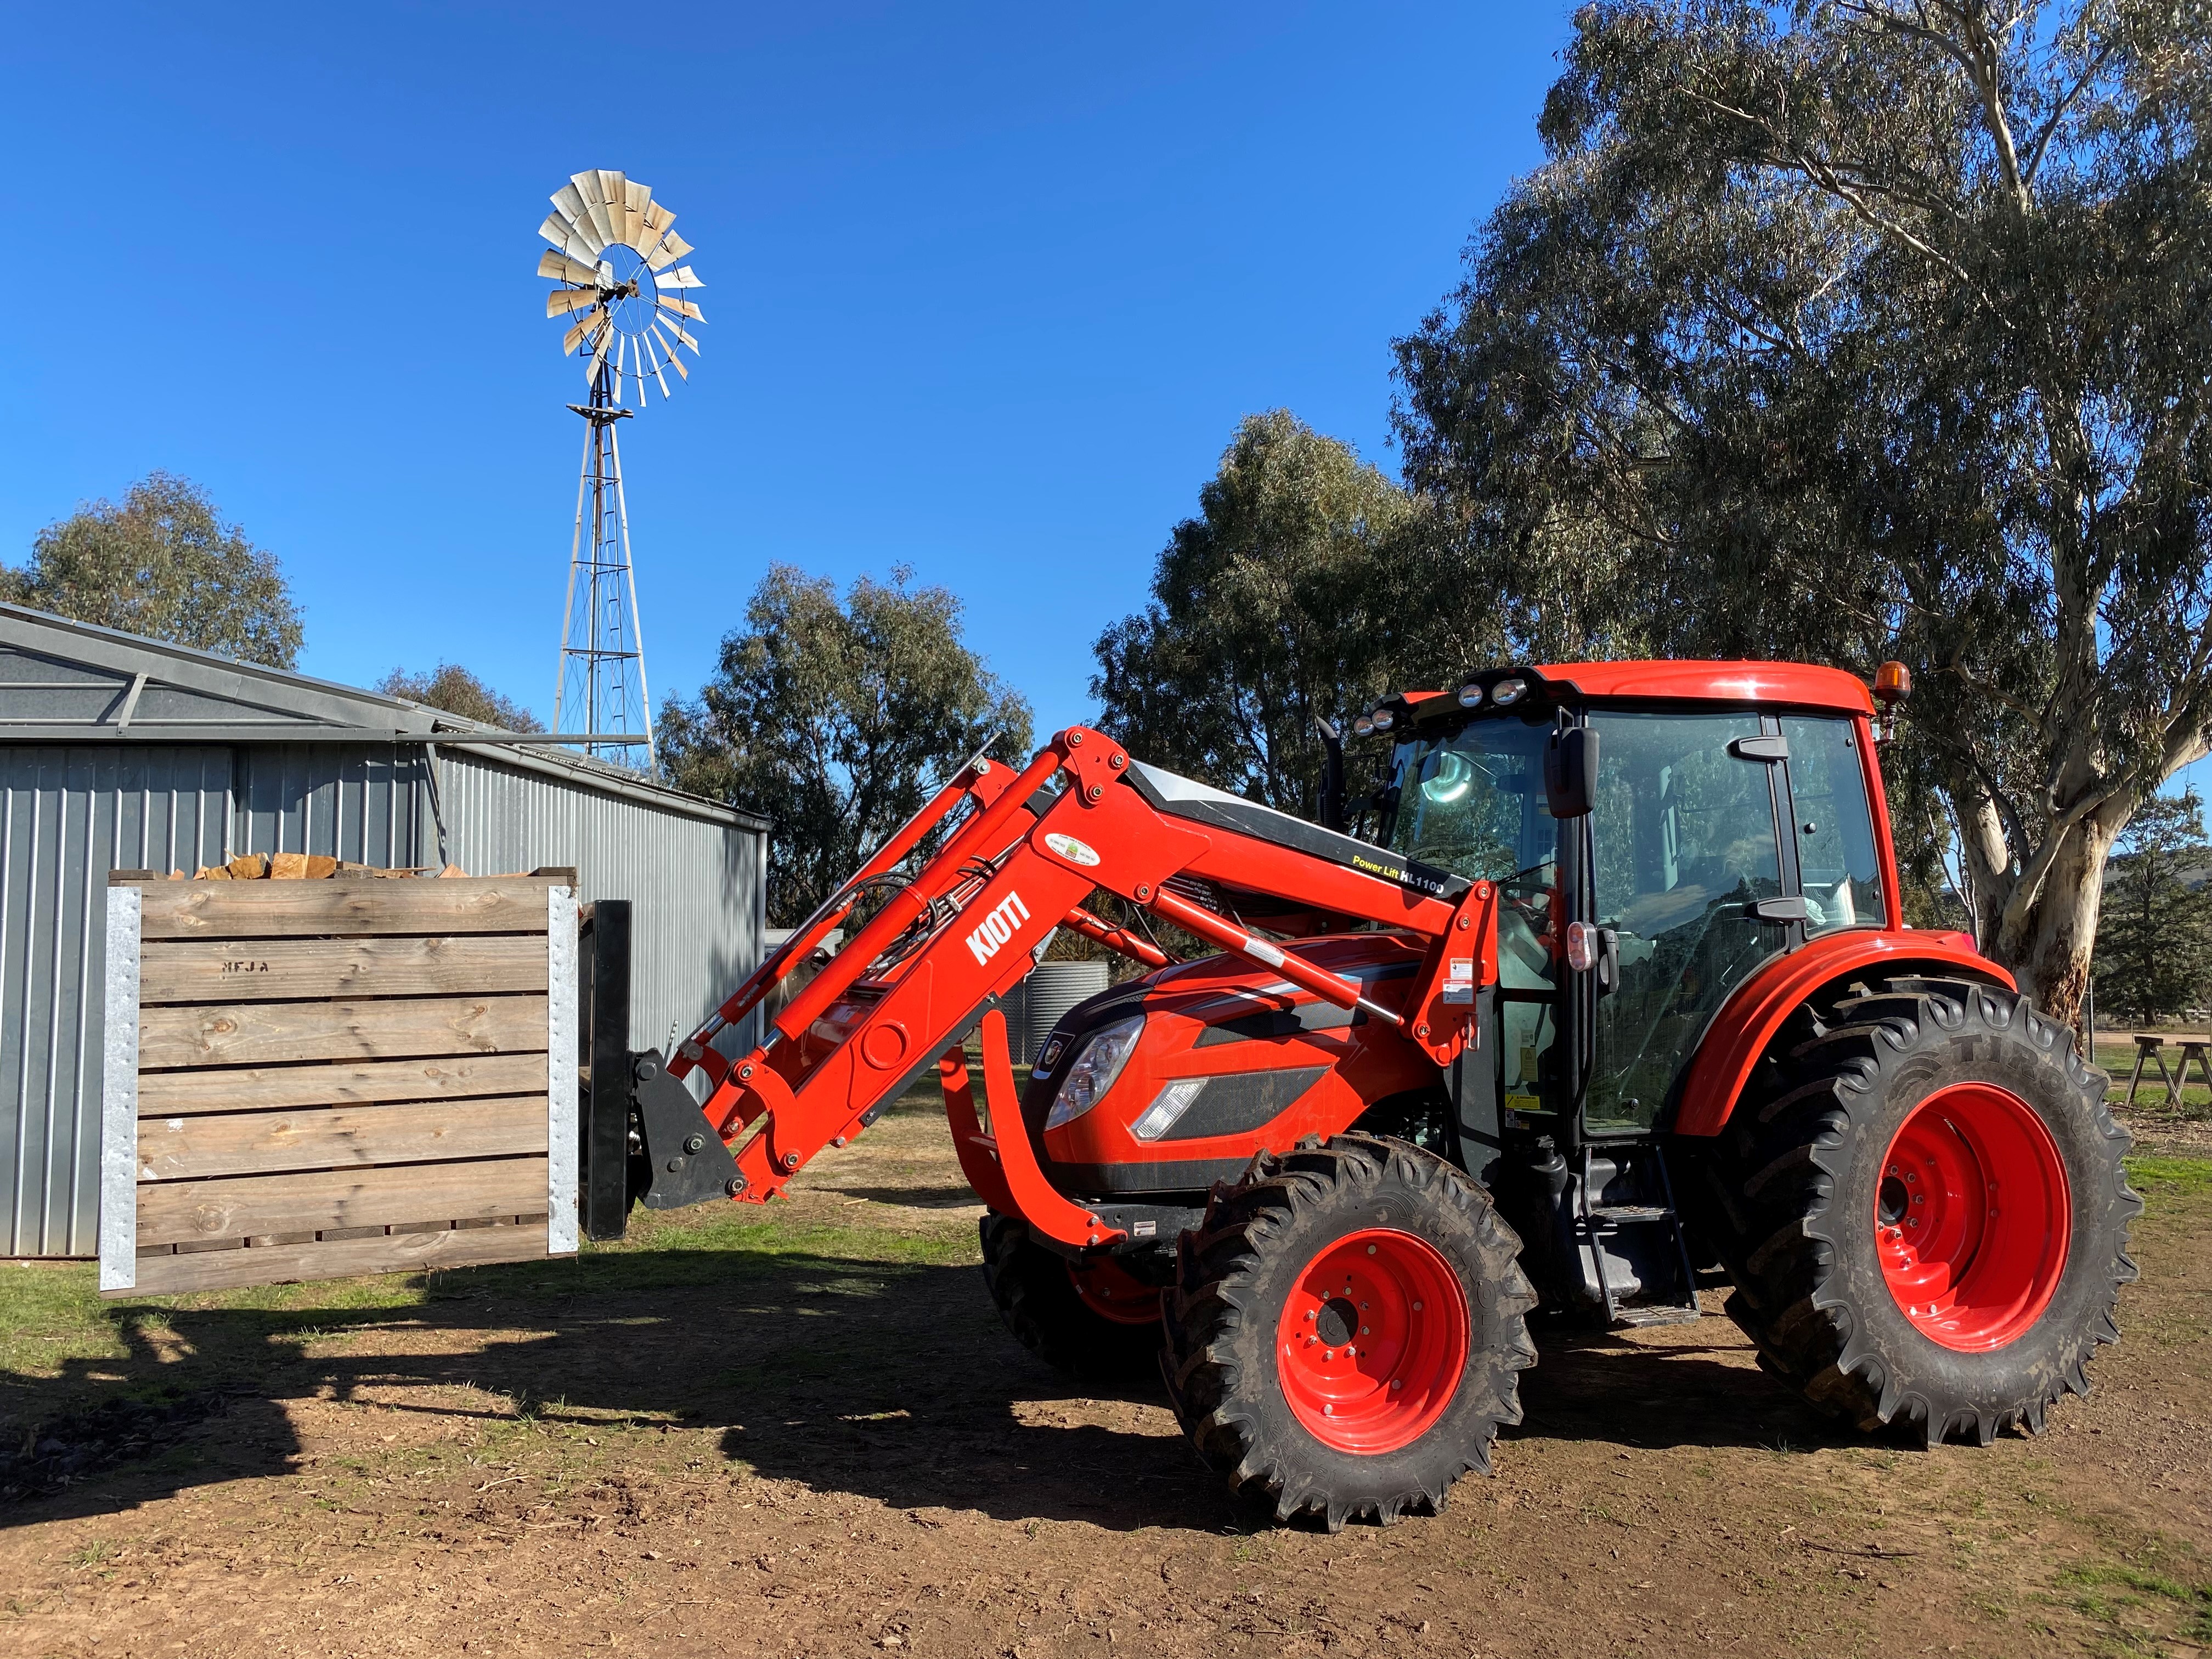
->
[1355,662,1900,1321]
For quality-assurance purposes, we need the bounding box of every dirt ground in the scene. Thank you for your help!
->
[2,1096,2207,1659]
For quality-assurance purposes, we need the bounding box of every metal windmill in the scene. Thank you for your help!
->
[537,168,707,766]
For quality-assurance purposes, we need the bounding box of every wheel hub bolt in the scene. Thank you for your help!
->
[1412,1301,1423,1313]
[1390,1379,1403,1391]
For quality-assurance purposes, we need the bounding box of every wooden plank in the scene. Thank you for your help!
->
[137,1155,549,1248]
[137,878,560,941]
[137,1098,549,1181]
[119,1221,554,1297]
[139,933,549,1006]
[138,1052,549,1115]
[138,995,549,1070]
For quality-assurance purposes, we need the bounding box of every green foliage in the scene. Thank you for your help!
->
[2094,791,2212,1025]
[375,663,543,732]
[2126,1154,2212,1198]
[1391,0,2212,1022]
[658,564,1032,927]
[5,472,303,668]
[1092,410,1504,817]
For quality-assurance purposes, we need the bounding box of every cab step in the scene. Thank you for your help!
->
[1575,1144,1700,1329]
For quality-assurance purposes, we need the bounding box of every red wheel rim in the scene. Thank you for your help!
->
[1276,1229,1468,1454]
[1068,1254,1161,1327]
[1875,1082,2072,1352]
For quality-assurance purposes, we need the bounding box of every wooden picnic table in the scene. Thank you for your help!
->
[2123,1033,2212,1105]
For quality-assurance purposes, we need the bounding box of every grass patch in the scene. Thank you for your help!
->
[1,1190,982,1457]
[2057,1561,2212,1647]
[2124,1156,2212,1199]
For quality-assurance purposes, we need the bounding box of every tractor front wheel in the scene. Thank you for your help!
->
[1161,1134,1537,1530]
[980,1214,1165,1379]
[1694,976,2141,1446]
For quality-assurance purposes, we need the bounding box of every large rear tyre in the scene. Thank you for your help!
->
[1692,976,2140,1446]
[979,1213,1165,1380]
[1161,1135,1536,1530]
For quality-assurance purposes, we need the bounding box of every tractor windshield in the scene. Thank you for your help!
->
[1385,713,1560,993]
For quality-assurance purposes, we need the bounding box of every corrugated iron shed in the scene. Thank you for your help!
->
[0,602,766,1257]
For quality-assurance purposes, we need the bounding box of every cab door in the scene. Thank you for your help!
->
[1578,710,1795,1135]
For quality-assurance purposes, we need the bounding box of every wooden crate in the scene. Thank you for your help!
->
[99,874,578,1296]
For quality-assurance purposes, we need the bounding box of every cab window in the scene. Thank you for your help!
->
[1781,716,1887,934]
[1587,712,1787,1130]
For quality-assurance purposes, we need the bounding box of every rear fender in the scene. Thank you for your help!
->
[1670,930,2011,1137]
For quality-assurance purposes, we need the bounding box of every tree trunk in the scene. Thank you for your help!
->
[1991,816,2117,1039]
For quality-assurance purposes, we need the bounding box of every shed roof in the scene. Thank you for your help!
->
[0,601,764,830]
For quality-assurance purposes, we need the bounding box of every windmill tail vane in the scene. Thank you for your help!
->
[539,170,707,769]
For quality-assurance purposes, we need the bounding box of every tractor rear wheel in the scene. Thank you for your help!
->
[979,1214,1165,1380]
[1161,1134,1537,1530]
[1693,975,2140,1446]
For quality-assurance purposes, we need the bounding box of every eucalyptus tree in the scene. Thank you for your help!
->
[1395,0,2212,1025]
[8,472,303,668]
[1093,410,1507,820]
[659,563,1032,927]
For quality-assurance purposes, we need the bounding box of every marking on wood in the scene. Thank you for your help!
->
[139,933,550,1005]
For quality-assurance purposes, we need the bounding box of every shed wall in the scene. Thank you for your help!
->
[0,741,761,1257]
[0,747,232,1256]
[437,750,765,1073]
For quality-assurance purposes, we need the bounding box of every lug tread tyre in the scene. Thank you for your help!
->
[1160,1134,1537,1531]
[979,1213,1164,1380]
[1696,977,2140,1447]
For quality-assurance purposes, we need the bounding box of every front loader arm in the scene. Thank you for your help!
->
[670,727,1497,1245]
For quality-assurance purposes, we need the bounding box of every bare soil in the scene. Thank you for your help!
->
[2,1101,2206,1658]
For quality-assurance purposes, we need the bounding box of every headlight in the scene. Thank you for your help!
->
[1491,677,1526,707]
[1456,682,1485,708]
[1043,1014,1146,1130]
[1370,708,1395,733]
[1352,714,1374,737]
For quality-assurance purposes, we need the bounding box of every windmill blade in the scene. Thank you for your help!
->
[646,334,681,393]
[652,264,706,290]
[543,209,603,261]
[595,170,628,241]
[646,232,694,271]
[572,170,617,246]
[551,181,590,228]
[589,322,615,382]
[645,331,674,397]
[622,179,651,249]
[641,201,675,244]
[546,287,602,318]
[562,306,608,355]
[657,317,700,354]
[657,295,706,324]
[538,249,605,286]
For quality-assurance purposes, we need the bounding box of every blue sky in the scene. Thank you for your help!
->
[2,2,1573,742]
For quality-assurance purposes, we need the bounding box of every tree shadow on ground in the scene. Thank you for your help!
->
[3,1246,1862,1535]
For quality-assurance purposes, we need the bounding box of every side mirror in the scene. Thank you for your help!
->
[1314,716,1346,832]
[1545,726,1599,819]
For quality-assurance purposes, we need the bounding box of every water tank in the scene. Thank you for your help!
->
[1018,961,1111,1064]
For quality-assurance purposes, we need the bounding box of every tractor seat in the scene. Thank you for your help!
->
[1122,761,1470,904]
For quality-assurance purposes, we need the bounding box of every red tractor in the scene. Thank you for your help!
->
[603,659,2137,1530]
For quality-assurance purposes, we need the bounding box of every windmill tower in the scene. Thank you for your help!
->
[535,169,707,766]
